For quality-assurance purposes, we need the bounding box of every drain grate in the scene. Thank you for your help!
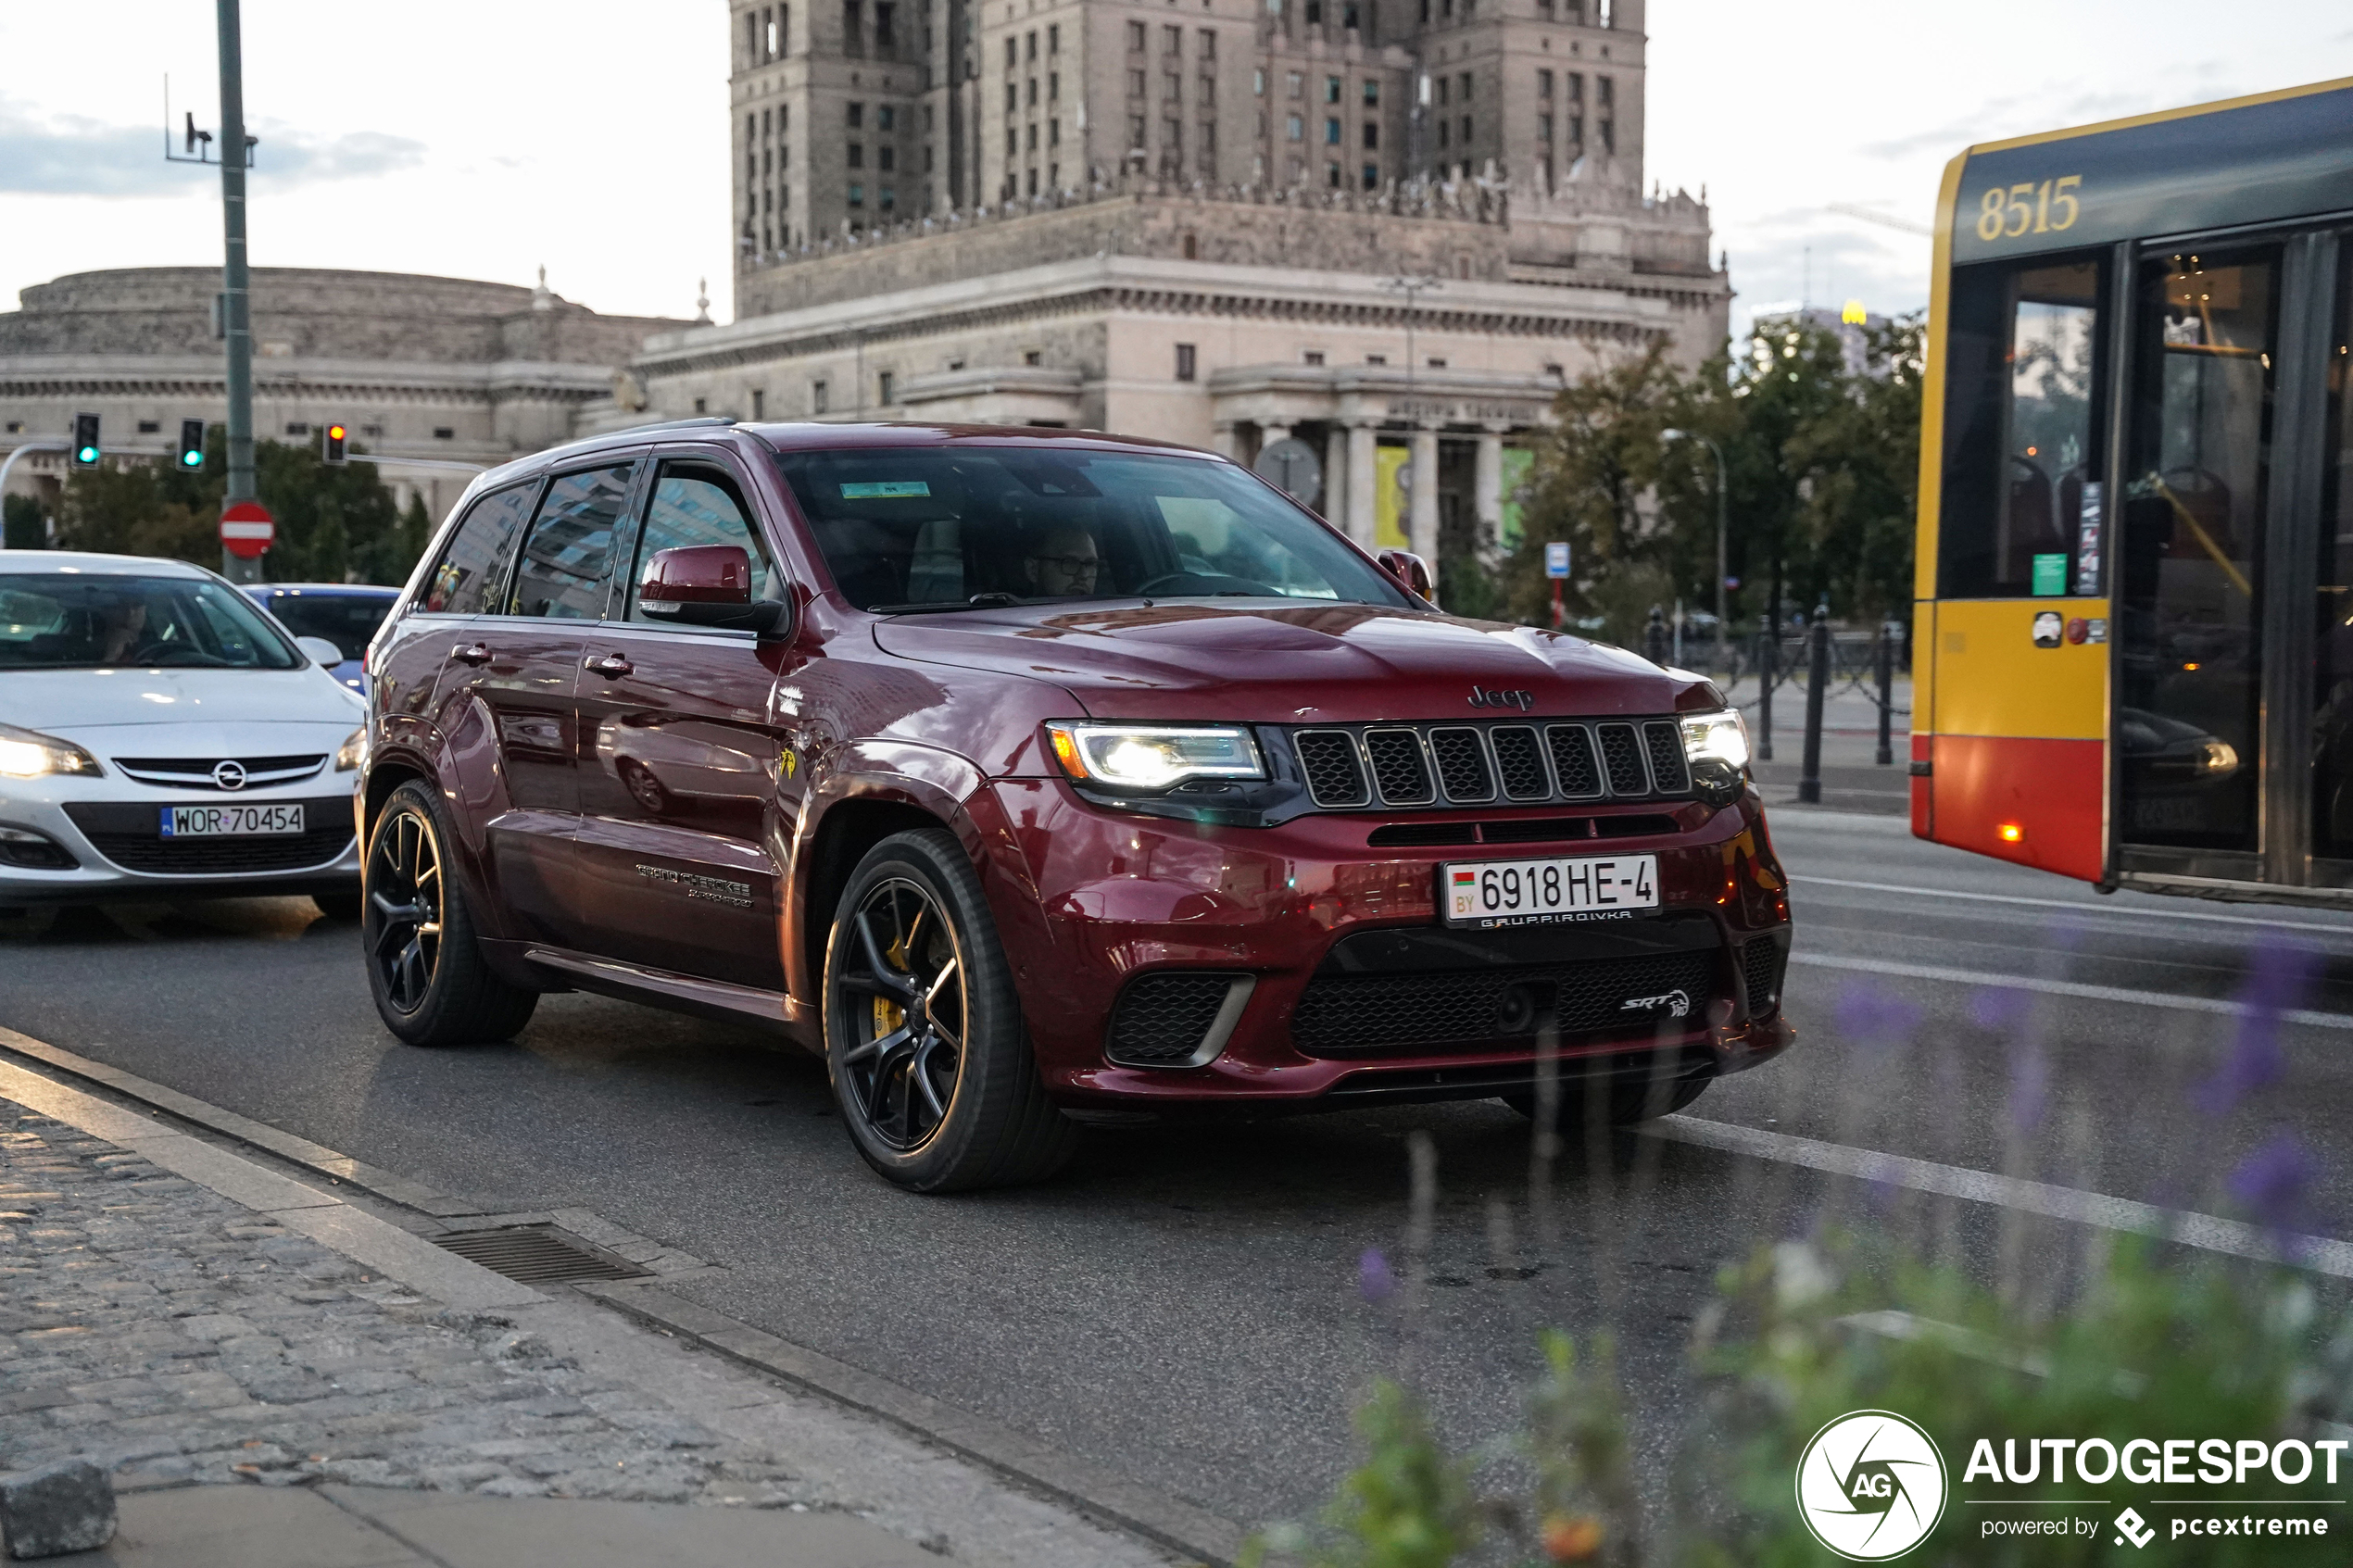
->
[433,1224,649,1284]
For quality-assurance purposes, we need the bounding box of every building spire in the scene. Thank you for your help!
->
[531,265,554,311]
[695,277,712,325]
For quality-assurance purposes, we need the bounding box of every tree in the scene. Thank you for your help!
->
[1782,314,1924,623]
[3,493,48,550]
[49,430,423,584]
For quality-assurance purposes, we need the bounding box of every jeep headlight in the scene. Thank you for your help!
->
[1680,709,1749,804]
[0,722,103,780]
[1046,722,1264,791]
[334,727,367,772]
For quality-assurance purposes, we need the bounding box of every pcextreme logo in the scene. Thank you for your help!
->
[1795,1411,1950,1561]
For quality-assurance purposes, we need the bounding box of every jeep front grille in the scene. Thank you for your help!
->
[1290,721,1692,811]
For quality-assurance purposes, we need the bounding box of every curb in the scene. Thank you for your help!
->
[0,1025,1243,1566]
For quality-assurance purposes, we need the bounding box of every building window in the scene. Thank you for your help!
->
[1437,119,1449,148]
[924,143,934,169]
[1164,70,1179,99]
[1324,117,1340,144]
[692,398,707,415]
[1049,21,1059,51]
[1427,357,1448,369]
[848,101,863,128]
[1325,76,1340,103]
[923,104,934,130]
[1327,161,1341,187]
[843,0,861,51]
[878,105,895,131]
[1303,351,1325,365]
[360,424,384,438]
[812,380,828,414]
[1538,69,1554,99]
[1436,77,1448,106]
[1182,232,1199,259]
[1596,75,1613,107]
[1050,71,1059,100]
[1287,70,1303,98]
[848,182,865,206]
[1175,344,1197,382]
[1199,76,1214,107]
[849,143,863,166]
[1305,0,1322,20]
[1538,114,1551,142]
[1570,114,1583,144]
[1254,69,1265,95]
[434,426,455,439]
[1006,128,1017,156]
[1026,28,1037,59]
[1341,1,1359,27]
[1199,121,1214,157]
[1363,162,1378,188]
[1005,82,1017,113]
[1004,36,1015,68]
[1026,77,1038,107]
[1600,119,1614,153]
[1164,24,1181,51]
[137,420,160,433]
[1459,71,1473,100]
[1129,116,1147,147]
[1128,69,1145,95]
[1199,27,1215,57]
[1025,349,1043,366]
[285,422,310,436]
[1568,71,1584,102]
[1050,118,1060,144]
[879,145,894,170]
[1544,362,1565,379]
[1362,121,1378,148]
[878,370,895,404]
[1362,78,1378,106]
[1286,114,1303,141]
[875,1,894,47]
[1460,114,1473,143]
[752,388,766,419]
[1128,19,1146,49]
[1365,354,1387,366]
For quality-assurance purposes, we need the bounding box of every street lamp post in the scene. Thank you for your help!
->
[216,0,259,583]
[1661,428,1729,675]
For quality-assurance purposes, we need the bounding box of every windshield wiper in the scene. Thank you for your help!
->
[865,592,1035,615]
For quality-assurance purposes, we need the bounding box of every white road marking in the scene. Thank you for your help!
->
[1787,950,2353,1031]
[1651,1114,2353,1279]
[1791,873,2353,935]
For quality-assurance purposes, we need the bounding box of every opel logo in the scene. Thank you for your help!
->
[211,759,248,791]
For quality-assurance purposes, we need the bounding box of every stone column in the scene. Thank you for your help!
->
[1346,421,1378,546]
[1474,429,1504,553]
[1323,423,1349,524]
[1259,421,1290,446]
[1408,426,1441,571]
[1212,422,1239,460]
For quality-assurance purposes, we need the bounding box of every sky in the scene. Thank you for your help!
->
[1,2,2349,335]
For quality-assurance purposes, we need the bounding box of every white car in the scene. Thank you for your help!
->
[0,551,368,916]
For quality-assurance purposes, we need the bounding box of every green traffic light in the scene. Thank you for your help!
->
[181,451,203,468]
[76,446,98,463]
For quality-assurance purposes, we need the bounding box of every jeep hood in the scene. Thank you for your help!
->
[870,601,1715,723]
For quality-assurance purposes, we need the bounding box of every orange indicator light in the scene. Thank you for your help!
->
[1048,725,1088,780]
[1997,823,2024,844]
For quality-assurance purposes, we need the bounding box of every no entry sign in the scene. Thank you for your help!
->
[220,500,274,559]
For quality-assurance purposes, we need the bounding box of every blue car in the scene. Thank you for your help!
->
[242,583,399,695]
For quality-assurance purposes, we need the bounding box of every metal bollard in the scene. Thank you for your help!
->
[1874,621,1894,766]
[1755,622,1775,762]
[1798,608,1830,803]
[1643,604,1668,666]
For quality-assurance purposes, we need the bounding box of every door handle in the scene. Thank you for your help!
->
[585,654,635,679]
[453,643,492,666]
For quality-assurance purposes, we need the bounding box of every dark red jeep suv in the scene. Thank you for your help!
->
[358,420,1793,1190]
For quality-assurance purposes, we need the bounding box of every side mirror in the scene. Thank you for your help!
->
[1377,548,1434,604]
[296,635,346,668]
[639,545,793,638]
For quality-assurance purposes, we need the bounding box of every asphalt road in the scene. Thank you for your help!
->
[6,801,2352,1534]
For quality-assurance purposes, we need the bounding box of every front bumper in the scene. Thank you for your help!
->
[981,779,1794,1108]
[0,777,361,905]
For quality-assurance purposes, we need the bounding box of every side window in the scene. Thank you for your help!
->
[510,466,634,619]
[422,483,535,614]
[625,466,779,622]
[1938,253,2108,598]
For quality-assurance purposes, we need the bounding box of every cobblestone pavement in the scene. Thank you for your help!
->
[0,1103,821,1507]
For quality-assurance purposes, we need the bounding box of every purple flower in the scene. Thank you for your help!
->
[2196,943,2315,1115]
[2008,1037,2049,1134]
[1970,986,2032,1033]
[1359,1248,1396,1303]
[2227,1131,2321,1246]
[1834,983,1919,1054]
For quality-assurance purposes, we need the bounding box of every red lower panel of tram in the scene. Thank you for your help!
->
[1918,734,2105,884]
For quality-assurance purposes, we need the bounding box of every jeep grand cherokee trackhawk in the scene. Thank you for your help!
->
[358,420,1793,1191]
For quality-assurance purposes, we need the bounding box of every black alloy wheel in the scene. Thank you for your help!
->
[823,828,1076,1191]
[362,780,537,1047]
[367,805,442,1012]
[835,876,967,1151]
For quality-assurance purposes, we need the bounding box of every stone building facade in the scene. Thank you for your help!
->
[638,0,1724,582]
[0,268,685,526]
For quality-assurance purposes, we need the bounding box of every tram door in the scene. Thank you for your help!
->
[2114,232,2350,890]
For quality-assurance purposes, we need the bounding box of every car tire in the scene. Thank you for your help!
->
[822,827,1077,1193]
[362,780,537,1047]
[1503,1073,1709,1130]
[311,890,363,922]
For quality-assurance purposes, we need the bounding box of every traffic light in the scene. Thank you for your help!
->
[321,422,348,466]
[69,413,100,469]
[177,419,207,470]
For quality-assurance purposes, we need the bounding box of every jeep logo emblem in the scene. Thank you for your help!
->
[1620,989,1692,1019]
[1468,686,1535,710]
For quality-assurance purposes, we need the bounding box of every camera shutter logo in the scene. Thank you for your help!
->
[1795,1411,1947,1561]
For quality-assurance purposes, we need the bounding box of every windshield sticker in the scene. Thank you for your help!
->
[840,481,931,499]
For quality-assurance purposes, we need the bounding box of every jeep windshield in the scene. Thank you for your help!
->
[771,446,1414,612]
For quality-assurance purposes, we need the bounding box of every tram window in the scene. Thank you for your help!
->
[1938,255,2107,598]
[2311,251,2353,861]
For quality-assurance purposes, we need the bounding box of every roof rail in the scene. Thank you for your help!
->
[616,415,738,433]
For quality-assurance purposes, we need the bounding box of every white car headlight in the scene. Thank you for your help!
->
[1680,709,1751,772]
[0,722,103,780]
[1047,722,1265,791]
[334,728,367,772]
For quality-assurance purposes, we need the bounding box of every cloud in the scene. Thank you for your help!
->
[0,95,424,196]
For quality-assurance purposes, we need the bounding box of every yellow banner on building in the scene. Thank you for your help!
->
[1375,445,1409,549]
